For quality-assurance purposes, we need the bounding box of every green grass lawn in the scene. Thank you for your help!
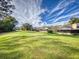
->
[0,31,79,59]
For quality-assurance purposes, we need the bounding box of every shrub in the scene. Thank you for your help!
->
[47,29,53,34]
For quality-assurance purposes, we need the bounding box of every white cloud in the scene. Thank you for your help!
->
[11,0,77,27]
[12,0,46,27]
[54,11,79,22]
[45,0,77,25]
[47,8,66,21]
[47,0,75,17]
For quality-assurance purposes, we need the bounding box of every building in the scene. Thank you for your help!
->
[58,23,79,34]
[72,23,79,29]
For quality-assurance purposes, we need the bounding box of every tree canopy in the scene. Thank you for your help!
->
[69,17,79,24]
[0,16,17,32]
[0,0,15,18]
[21,23,33,31]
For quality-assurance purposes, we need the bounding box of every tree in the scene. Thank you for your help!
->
[0,16,18,32]
[69,17,79,24]
[21,23,33,31]
[0,0,15,18]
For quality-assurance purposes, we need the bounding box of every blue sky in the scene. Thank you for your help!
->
[12,0,79,27]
